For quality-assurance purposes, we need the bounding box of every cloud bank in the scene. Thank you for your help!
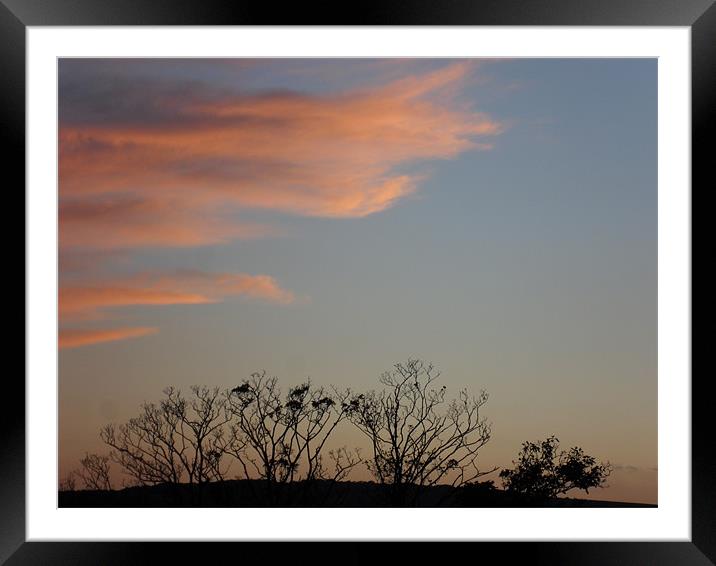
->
[60,61,500,249]
[59,60,501,346]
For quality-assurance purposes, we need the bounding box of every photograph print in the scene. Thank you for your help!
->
[57,58,656,508]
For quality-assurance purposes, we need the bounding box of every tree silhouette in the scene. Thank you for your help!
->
[58,471,77,492]
[499,436,612,500]
[77,452,113,491]
[347,358,493,505]
[225,372,360,502]
[100,385,231,486]
[60,368,623,508]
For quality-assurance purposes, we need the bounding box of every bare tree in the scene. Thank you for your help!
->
[100,399,181,486]
[348,358,493,505]
[59,471,77,492]
[323,446,362,483]
[100,386,231,486]
[162,386,232,484]
[225,372,360,498]
[77,452,112,490]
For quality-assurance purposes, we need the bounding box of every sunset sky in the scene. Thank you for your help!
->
[58,58,657,503]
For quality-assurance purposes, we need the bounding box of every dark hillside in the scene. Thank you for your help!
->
[58,480,655,508]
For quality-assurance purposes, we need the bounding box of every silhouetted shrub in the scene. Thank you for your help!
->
[499,436,612,501]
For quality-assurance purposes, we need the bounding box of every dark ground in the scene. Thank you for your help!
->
[58,480,656,508]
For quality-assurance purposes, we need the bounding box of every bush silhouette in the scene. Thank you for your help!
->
[499,436,612,500]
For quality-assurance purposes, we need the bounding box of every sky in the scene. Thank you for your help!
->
[58,58,657,504]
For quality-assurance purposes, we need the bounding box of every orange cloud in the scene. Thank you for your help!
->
[59,62,501,250]
[60,270,295,322]
[57,61,499,349]
[59,271,296,347]
[59,286,212,321]
[59,196,272,249]
[59,327,158,349]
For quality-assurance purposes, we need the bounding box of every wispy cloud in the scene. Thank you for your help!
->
[59,196,272,249]
[60,270,295,323]
[59,327,158,349]
[612,464,658,473]
[59,61,501,250]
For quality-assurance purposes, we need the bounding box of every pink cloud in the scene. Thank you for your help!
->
[59,196,272,249]
[60,270,295,322]
[59,62,501,250]
[59,327,158,349]
[59,271,296,347]
[57,61,500,348]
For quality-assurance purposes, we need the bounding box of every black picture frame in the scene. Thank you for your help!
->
[6,1,710,564]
